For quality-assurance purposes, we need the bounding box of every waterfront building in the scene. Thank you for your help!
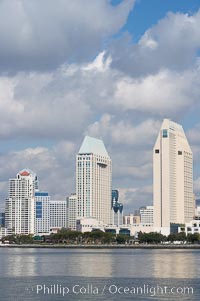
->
[178,219,200,235]
[76,220,170,236]
[153,119,193,228]
[140,206,154,224]
[49,200,67,230]
[111,190,123,226]
[76,217,104,233]
[34,192,50,235]
[5,169,37,235]
[76,136,112,225]
[66,193,77,231]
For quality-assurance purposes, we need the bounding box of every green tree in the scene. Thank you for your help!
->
[116,234,129,244]
[168,232,186,242]
[187,233,200,244]
[138,232,166,244]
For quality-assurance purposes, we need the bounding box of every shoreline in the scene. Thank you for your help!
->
[1,244,200,249]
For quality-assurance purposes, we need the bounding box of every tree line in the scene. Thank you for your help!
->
[1,229,200,245]
[138,231,200,244]
[1,229,129,245]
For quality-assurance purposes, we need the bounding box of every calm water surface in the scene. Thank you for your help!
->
[0,248,199,300]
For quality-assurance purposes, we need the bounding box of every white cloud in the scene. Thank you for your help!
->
[0,47,200,141]
[87,114,161,146]
[82,51,112,72]
[0,0,134,72]
[113,67,200,115]
[110,10,200,76]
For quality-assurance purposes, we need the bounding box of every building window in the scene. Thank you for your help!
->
[36,201,42,218]
[162,129,168,138]
[178,151,182,155]
[155,149,159,154]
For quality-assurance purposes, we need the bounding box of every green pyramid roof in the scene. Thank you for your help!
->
[79,136,109,157]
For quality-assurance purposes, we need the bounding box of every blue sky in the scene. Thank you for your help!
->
[113,0,200,40]
[0,0,200,212]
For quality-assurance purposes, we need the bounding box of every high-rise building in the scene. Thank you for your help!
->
[76,136,112,225]
[34,192,50,235]
[49,200,67,230]
[66,193,77,231]
[5,169,37,234]
[153,119,193,228]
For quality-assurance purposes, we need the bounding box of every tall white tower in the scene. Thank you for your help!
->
[76,136,112,225]
[153,119,194,228]
[5,169,37,234]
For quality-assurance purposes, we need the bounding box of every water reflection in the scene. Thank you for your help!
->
[0,248,114,277]
[75,249,113,277]
[151,249,200,278]
[0,248,200,278]
[0,248,38,276]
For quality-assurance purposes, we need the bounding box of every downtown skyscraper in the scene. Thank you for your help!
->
[76,136,112,225]
[153,119,194,228]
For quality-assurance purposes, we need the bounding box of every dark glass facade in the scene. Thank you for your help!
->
[36,202,42,218]
[0,212,5,227]
[112,190,123,213]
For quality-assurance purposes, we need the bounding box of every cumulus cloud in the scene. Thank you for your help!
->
[0,0,134,73]
[1,51,200,141]
[87,114,161,146]
[110,10,200,76]
[113,67,200,115]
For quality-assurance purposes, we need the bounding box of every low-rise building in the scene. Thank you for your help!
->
[178,219,200,235]
[76,217,104,233]
[123,214,140,225]
[140,206,154,224]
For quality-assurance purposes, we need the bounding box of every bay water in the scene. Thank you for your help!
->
[0,248,199,300]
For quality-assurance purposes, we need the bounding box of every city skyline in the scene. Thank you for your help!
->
[0,1,200,214]
[0,124,198,236]
[0,121,196,220]
[0,118,198,215]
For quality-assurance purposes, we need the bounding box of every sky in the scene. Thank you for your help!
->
[0,0,200,213]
